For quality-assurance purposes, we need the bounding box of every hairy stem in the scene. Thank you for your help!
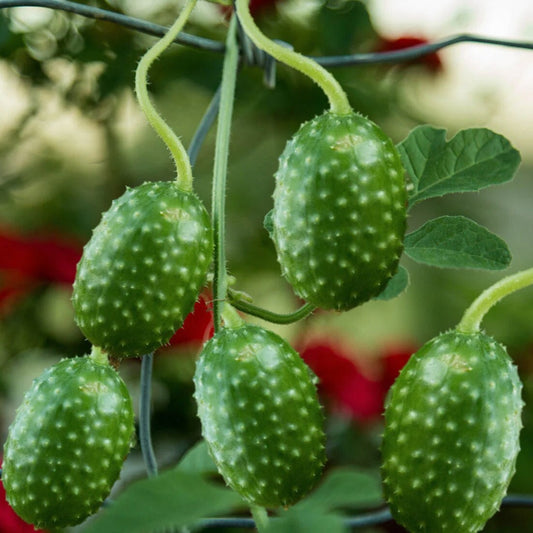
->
[234,0,351,115]
[457,267,533,334]
[228,290,316,324]
[135,0,197,191]
[211,16,239,333]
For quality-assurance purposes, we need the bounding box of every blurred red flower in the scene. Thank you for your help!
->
[377,35,443,72]
[298,337,414,423]
[220,0,281,19]
[0,227,82,314]
[1,459,46,533]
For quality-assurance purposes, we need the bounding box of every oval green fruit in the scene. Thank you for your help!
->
[272,111,406,311]
[193,324,326,508]
[382,330,523,533]
[2,354,135,529]
[72,181,213,357]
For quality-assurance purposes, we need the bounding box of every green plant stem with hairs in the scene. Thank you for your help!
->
[234,0,352,115]
[211,15,240,333]
[457,267,533,334]
[134,0,197,191]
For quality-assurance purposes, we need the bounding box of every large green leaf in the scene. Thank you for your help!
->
[374,266,409,301]
[83,469,244,533]
[296,467,382,511]
[176,439,218,475]
[265,508,347,533]
[404,216,511,270]
[398,125,521,208]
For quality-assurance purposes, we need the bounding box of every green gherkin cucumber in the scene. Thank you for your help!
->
[2,355,135,529]
[193,324,326,508]
[272,111,406,311]
[72,181,213,357]
[382,330,523,533]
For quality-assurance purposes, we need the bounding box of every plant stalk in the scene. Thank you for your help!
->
[135,0,197,191]
[234,0,351,115]
[211,15,239,333]
[457,267,533,333]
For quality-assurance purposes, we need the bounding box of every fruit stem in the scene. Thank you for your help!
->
[251,505,269,532]
[457,267,533,334]
[221,303,244,329]
[235,0,352,115]
[89,345,109,365]
[228,289,316,324]
[135,0,197,192]
[212,15,239,333]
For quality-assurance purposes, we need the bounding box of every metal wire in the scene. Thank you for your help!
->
[0,1,531,68]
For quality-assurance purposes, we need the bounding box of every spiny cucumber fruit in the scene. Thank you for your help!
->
[272,111,406,311]
[381,330,523,532]
[193,324,326,508]
[2,354,135,529]
[72,181,213,357]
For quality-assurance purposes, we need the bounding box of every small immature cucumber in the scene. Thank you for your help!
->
[2,355,135,529]
[382,330,523,532]
[194,324,326,508]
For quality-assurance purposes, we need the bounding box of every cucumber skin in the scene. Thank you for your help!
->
[72,181,213,357]
[2,356,135,529]
[382,330,523,533]
[272,111,406,311]
[194,325,326,508]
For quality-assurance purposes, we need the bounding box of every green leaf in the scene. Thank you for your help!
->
[374,266,409,301]
[176,439,218,475]
[264,209,274,238]
[397,125,521,208]
[265,508,347,533]
[296,467,382,511]
[404,216,511,270]
[83,469,244,533]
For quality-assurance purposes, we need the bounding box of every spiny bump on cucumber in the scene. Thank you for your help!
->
[381,330,523,533]
[272,111,406,311]
[72,180,213,357]
[193,324,326,508]
[2,355,135,529]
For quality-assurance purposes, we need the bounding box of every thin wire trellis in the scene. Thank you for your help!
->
[1,0,533,531]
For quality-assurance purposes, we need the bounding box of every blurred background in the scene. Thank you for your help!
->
[0,0,532,531]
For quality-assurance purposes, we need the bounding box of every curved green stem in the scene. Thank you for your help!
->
[135,0,197,191]
[212,15,240,333]
[235,0,351,115]
[228,289,316,324]
[457,267,533,334]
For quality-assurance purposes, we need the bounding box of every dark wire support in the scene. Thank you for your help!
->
[0,1,532,67]
[187,85,222,168]
[0,0,224,52]
[139,352,158,478]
